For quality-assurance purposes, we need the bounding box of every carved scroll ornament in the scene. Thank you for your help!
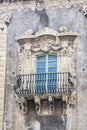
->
[82,4,87,17]
[31,42,62,52]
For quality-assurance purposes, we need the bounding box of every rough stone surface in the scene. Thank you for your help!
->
[0,27,7,130]
[0,1,86,130]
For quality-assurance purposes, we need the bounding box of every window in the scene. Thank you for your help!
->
[36,54,57,93]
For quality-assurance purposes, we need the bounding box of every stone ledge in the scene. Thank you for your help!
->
[0,0,86,11]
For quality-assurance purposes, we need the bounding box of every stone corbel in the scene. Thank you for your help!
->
[15,96,27,115]
[62,92,76,114]
[34,96,41,114]
[48,96,53,114]
[62,95,68,114]
[68,90,76,108]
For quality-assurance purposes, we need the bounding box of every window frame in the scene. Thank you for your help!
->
[36,53,57,93]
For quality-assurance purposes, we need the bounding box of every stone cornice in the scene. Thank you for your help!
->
[0,1,87,11]
[16,27,79,43]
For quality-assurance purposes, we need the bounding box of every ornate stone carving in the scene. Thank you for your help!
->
[15,96,27,114]
[48,96,53,114]
[15,26,78,115]
[36,0,45,10]
[24,49,31,59]
[31,42,62,53]
[0,13,12,32]
[16,29,34,41]
[35,27,57,37]
[68,90,76,107]
[59,26,68,33]
[34,96,41,114]
[0,1,87,13]
[82,4,87,17]
[69,73,77,88]
[0,24,7,32]
[0,13,12,25]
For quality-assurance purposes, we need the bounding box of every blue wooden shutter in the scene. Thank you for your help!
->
[36,54,57,93]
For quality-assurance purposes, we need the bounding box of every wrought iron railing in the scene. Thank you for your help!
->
[14,72,73,95]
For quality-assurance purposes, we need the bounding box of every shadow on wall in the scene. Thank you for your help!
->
[25,100,66,130]
[25,114,66,130]
[35,8,49,31]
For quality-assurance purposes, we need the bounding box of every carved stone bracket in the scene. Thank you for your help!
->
[62,90,76,115]
[15,95,27,115]
[34,96,41,114]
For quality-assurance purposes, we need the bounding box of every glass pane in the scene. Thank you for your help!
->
[36,74,46,80]
[48,67,57,73]
[37,68,46,73]
[48,61,57,67]
[37,62,46,68]
[48,55,57,61]
[48,73,57,79]
[37,79,46,93]
[37,56,46,62]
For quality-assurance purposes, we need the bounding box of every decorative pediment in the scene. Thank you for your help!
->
[16,26,79,56]
[16,27,57,42]
[35,27,57,37]
[16,26,78,43]
[16,29,34,41]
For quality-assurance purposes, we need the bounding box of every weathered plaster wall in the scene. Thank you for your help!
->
[0,25,7,130]
[1,1,87,130]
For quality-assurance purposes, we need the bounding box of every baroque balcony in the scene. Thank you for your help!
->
[14,72,74,98]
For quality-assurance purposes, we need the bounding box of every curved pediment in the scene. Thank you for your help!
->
[16,26,79,45]
[16,29,35,41]
[35,27,57,37]
[16,27,57,42]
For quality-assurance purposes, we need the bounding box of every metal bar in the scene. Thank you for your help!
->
[15,72,72,95]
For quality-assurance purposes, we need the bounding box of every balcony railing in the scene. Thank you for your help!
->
[14,72,73,95]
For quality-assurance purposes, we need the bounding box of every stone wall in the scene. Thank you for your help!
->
[0,24,7,130]
[0,1,87,130]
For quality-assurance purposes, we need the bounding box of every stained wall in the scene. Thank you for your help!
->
[0,1,87,130]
